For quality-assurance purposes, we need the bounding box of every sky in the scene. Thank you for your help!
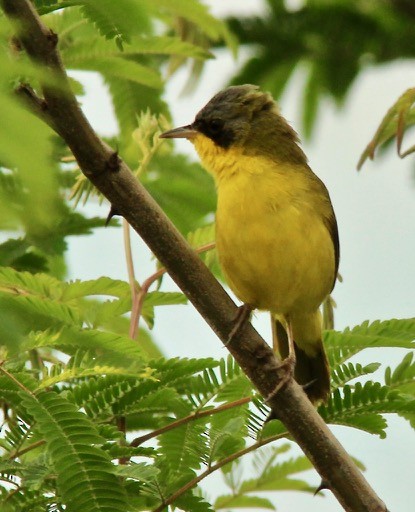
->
[67,1,415,511]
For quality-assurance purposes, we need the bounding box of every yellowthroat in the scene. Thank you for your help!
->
[160,85,339,402]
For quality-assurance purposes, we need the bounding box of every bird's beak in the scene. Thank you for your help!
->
[159,124,198,140]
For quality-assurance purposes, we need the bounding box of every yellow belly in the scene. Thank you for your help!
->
[191,132,335,317]
[215,162,335,316]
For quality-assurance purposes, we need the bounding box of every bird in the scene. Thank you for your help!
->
[160,84,339,403]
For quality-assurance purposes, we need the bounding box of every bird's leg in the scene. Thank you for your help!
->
[266,320,296,400]
[226,303,254,345]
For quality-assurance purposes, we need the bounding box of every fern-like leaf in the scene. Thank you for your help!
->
[73,55,163,89]
[325,318,415,367]
[331,361,381,389]
[25,325,146,368]
[21,391,128,512]
[208,416,247,464]
[158,419,208,479]
[240,448,314,494]
[0,267,82,328]
[175,491,214,512]
[80,0,151,48]
[385,352,415,396]
[216,445,312,510]
[215,494,275,510]
[320,382,415,438]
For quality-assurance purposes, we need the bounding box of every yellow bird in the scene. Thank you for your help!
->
[160,85,339,402]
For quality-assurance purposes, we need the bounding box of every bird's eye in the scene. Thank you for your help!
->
[209,118,224,132]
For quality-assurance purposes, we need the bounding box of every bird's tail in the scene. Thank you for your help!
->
[272,315,330,403]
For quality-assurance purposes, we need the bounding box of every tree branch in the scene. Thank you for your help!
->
[0,1,388,511]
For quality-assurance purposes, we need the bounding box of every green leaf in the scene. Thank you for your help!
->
[0,372,38,405]
[158,418,208,477]
[0,65,61,230]
[302,62,321,139]
[145,0,236,52]
[64,35,213,62]
[209,417,247,463]
[144,152,216,234]
[331,361,381,389]
[116,462,159,483]
[240,451,313,493]
[175,492,214,512]
[74,55,162,89]
[61,276,130,300]
[129,35,213,59]
[0,267,83,330]
[320,382,415,438]
[25,325,145,367]
[215,494,275,510]
[21,459,52,492]
[325,318,415,367]
[187,223,221,277]
[385,352,415,396]
[142,290,187,328]
[21,391,127,511]
[80,0,151,45]
[105,77,167,140]
[357,88,415,169]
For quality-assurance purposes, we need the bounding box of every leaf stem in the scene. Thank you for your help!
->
[123,218,141,340]
[0,363,35,396]
[9,439,46,459]
[131,396,251,447]
[129,242,216,340]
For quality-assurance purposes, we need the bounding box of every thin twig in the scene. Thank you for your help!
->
[131,396,251,447]
[9,439,46,459]
[14,83,58,133]
[0,363,35,396]
[123,219,141,340]
[130,242,216,339]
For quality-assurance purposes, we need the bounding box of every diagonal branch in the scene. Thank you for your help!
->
[0,2,388,511]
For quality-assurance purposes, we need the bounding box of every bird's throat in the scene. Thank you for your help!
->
[192,133,242,183]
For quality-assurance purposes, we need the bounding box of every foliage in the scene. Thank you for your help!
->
[222,0,415,137]
[358,87,415,169]
[0,1,414,512]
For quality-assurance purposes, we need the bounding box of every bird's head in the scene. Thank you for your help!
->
[160,85,306,175]
[160,85,277,148]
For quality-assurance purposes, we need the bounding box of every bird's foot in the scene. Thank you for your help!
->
[226,303,254,345]
[265,353,296,402]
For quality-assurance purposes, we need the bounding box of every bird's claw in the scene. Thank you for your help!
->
[226,303,254,345]
[265,354,296,402]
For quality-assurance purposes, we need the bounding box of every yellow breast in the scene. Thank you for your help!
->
[192,133,335,316]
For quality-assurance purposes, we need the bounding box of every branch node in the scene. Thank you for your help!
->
[10,35,23,54]
[106,150,121,173]
[314,479,330,496]
[16,82,47,110]
[106,206,121,226]
[47,29,58,48]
